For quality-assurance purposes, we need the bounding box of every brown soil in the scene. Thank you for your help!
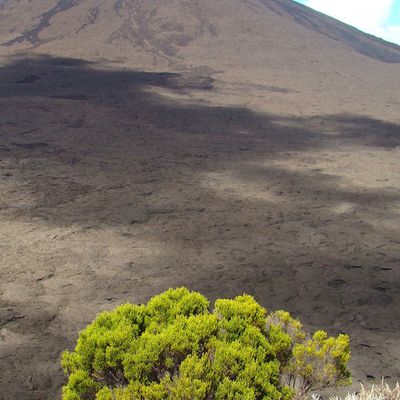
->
[0,1,399,399]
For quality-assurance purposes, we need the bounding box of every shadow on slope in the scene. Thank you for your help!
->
[0,55,399,227]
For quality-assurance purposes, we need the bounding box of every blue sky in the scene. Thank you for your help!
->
[294,0,400,45]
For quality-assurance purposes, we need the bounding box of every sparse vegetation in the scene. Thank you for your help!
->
[61,288,351,400]
[312,380,400,400]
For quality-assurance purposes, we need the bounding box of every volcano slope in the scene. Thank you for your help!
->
[0,0,400,399]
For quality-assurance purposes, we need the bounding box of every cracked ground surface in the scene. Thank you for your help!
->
[0,56,399,399]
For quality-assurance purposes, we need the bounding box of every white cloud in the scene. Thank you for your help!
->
[373,25,400,45]
[305,0,400,45]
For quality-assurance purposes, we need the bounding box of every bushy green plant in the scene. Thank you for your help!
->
[62,288,351,400]
[266,311,351,398]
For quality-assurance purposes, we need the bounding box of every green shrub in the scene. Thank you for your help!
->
[61,288,351,400]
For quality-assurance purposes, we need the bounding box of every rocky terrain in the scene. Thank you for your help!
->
[0,1,399,399]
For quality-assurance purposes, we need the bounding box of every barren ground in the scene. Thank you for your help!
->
[0,54,399,399]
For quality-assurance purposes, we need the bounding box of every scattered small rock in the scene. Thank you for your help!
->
[328,279,346,288]
[52,94,88,100]
[17,74,40,83]
[36,273,54,282]
[0,314,25,326]
[344,264,363,269]
[184,207,205,212]
[11,142,48,149]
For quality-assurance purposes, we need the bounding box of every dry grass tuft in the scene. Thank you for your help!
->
[312,381,400,400]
